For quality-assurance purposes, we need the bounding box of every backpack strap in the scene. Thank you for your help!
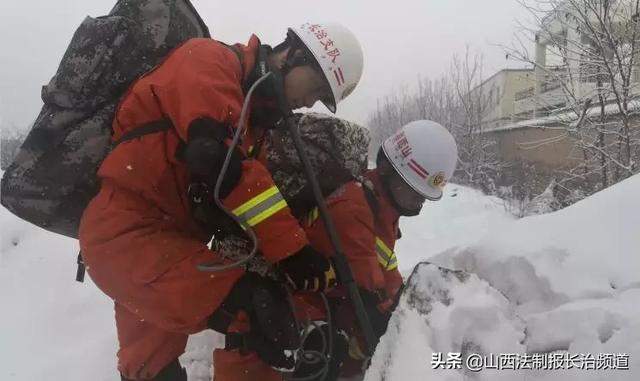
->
[111,118,173,148]
[75,252,86,282]
[75,118,173,283]
[361,180,380,216]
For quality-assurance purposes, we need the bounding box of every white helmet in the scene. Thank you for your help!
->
[289,22,364,113]
[382,120,458,201]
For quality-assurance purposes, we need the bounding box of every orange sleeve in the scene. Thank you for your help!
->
[306,193,386,292]
[222,160,308,263]
[150,39,244,141]
[150,39,310,262]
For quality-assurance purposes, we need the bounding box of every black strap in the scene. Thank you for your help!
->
[112,118,173,148]
[362,181,380,215]
[73,119,172,283]
[75,252,85,283]
[224,332,251,352]
[207,304,237,333]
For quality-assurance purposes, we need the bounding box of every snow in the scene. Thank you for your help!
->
[366,264,526,381]
[366,174,640,380]
[1,173,639,380]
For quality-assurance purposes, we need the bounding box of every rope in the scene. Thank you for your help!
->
[284,291,334,381]
[197,72,273,272]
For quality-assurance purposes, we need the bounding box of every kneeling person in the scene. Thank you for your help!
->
[301,120,458,379]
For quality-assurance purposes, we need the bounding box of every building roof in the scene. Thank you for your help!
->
[472,68,535,92]
[483,99,640,133]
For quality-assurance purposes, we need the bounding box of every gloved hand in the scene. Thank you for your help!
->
[277,245,337,292]
[208,272,300,370]
[183,117,244,198]
[327,287,393,365]
[337,288,392,364]
[358,288,393,339]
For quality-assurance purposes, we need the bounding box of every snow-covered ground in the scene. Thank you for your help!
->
[1,175,638,380]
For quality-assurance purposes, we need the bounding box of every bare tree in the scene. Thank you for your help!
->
[504,0,640,199]
[449,49,504,192]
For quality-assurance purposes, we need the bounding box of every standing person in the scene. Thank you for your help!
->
[78,23,363,381]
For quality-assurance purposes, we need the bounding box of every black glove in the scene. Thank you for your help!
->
[277,245,337,292]
[183,117,243,198]
[358,288,393,339]
[326,289,392,364]
[208,272,300,370]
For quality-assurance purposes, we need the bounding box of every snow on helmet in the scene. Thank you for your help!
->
[289,22,364,113]
[382,120,458,201]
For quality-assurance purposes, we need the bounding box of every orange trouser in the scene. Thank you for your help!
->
[115,303,282,381]
[115,303,283,381]
[115,303,189,379]
[115,294,328,380]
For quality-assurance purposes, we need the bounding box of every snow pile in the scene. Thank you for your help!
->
[366,263,525,381]
[394,184,514,274]
[367,174,640,380]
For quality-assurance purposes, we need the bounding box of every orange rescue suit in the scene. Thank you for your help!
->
[306,169,404,301]
[79,36,308,379]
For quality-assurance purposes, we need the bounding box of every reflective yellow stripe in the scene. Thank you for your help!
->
[375,237,398,271]
[307,207,319,226]
[375,237,393,257]
[244,199,287,226]
[232,186,279,216]
[384,259,398,270]
[232,186,288,227]
[306,208,398,270]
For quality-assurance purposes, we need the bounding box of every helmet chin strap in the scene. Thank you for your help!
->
[247,40,322,118]
[379,171,422,217]
[243,44,293,119]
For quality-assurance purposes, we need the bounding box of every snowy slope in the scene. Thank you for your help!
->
[1,175,638,380]
[367,174,640,380]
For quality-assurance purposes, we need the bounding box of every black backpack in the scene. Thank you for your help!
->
[1,0,210,238]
